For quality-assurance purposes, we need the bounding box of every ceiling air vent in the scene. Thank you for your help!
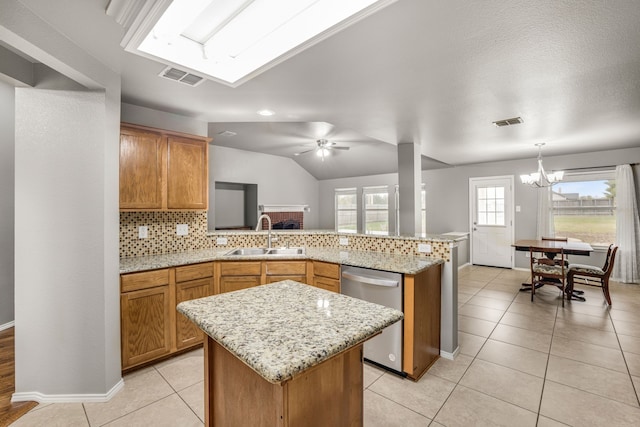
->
[158,66,205,87]
[493,116,523,127]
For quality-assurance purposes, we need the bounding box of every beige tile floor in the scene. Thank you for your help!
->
[10,265,640,426]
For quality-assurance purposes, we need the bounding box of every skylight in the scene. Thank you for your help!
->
[129,0,397,87]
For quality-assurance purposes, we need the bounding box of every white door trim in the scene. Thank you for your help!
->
[469,175,515,268]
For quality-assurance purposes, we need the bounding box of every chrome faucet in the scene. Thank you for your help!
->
[255,214,273,248]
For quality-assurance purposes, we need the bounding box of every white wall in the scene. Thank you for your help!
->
[0,79,15,327]
[2,0,121,400]
[215,188,245,227]
[210,146,321,229]
[121,103,208,136]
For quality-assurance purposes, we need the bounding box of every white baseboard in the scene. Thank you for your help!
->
[440,346,460,360]
[0,320,15,331]
[11,378,124,404]
[458,263,471,270]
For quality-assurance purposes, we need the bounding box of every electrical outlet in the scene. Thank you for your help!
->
[339,237,349,246]
[176,224,189,236]
[216,237,228,245]
[418,243,431,253]
[138,226,148,239]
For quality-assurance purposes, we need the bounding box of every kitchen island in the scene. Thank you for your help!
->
[177,280,403,427]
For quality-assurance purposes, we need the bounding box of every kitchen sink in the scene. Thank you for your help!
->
[225,248,270,256]
[266,247,305,255]
[224,247,305,256]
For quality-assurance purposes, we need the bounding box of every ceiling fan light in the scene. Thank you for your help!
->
[316,148,331,157]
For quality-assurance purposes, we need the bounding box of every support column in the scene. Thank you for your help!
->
[397,143,422,236]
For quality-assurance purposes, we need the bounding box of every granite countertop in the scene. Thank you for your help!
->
[176,280,404,384]
[119,247,444,275]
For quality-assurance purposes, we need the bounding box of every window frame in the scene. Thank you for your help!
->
[551,169,616,248]
[363,185,390,235]
[334,187,357,234]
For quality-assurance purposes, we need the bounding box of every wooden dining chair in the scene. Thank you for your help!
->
[567,245,618,305]
[530,246,567,306]
[541,236,570,266]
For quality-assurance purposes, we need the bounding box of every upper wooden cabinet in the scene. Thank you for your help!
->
[119,123,210,211]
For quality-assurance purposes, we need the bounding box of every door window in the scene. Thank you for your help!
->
[476,186,505,226]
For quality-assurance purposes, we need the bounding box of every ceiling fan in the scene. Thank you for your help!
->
[294,139,349,161]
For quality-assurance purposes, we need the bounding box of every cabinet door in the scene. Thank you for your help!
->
[176,277,213,350]
[313,261,340,280]
[119,128,165,209]
[121,285,171,369]
[266,275,307,284]
[167,136,208,210]
[220,276,261,294]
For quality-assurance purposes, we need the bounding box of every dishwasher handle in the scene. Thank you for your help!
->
[341,271,399,288]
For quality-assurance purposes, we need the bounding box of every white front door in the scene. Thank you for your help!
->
[469,176,514,268]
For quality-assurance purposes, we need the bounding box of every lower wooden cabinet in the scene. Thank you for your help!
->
[220,275,262,293]
[174,270,213,350]
[403,264,442,381]
[217,260,309,293]
[310,261,341,292]
[264,260,307,284]
[121,262,214,371]
[218,261,262,294]
[121,284,172,368]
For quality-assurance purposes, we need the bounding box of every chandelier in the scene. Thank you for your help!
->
[520,143,564,187]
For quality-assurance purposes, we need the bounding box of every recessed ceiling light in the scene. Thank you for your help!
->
[123,0,398,87]
[257,109,275,117]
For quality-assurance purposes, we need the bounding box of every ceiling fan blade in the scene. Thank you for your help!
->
[330,146,350,151]
[294,148,315,156]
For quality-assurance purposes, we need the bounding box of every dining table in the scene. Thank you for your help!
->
[512,239,594,299]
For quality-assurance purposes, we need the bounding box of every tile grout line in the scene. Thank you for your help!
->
[608,309,640,408]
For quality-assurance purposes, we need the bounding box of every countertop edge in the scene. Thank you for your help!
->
[120,248,445,275]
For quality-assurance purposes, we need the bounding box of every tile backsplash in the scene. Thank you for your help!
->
[120,212,452,261]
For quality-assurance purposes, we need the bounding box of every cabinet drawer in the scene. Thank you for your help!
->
[121,269,169,293]
[313,261,340,280]
[313,276,340,293]
[265,261,306,276]
[176,262,213,282]
[219,261,262,276]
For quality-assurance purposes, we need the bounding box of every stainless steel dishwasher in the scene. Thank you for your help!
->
[341,266,404,375]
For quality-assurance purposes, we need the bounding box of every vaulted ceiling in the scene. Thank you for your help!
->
[11,0,640,179]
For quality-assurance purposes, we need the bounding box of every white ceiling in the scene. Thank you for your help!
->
[13,0,640,179]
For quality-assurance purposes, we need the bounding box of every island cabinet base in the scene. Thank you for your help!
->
[204,337,364,427]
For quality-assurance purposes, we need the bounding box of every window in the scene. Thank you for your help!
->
[476,186,505,226]
[395,184,426,236]
[363,186,389,235]
[552,170,616,246]
[335,188,357,233]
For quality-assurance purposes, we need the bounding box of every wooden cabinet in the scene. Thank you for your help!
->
[175,263,214,350]
[310,261,341,293]
[120,269,171,369]
[264,260,307,284]
[403,264,442,381]
[121,262,214,371]
[119,123,210,211]
[119,127,164,209]
[218,261,262,294]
